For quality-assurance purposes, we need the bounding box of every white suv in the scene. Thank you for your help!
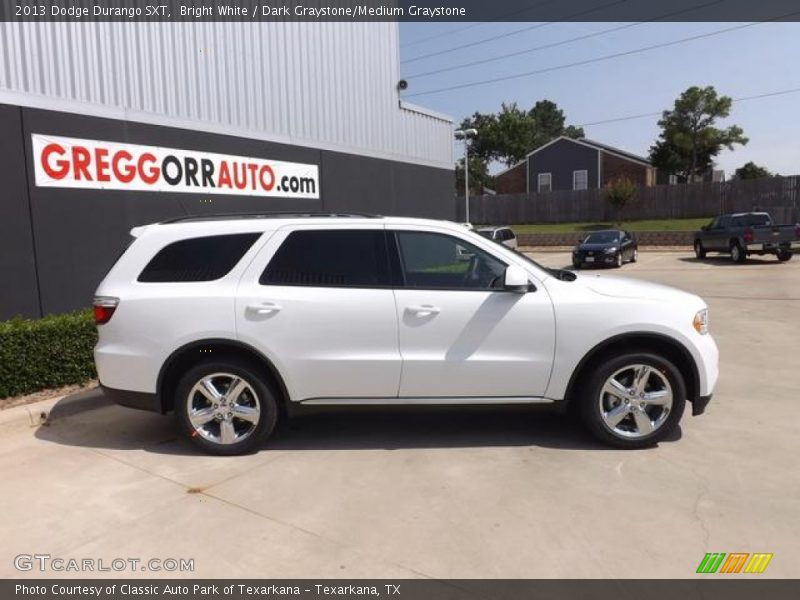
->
[94,213,718,455]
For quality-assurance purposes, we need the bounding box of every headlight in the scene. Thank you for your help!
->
[693,309,709,335]
[603,247,618,254]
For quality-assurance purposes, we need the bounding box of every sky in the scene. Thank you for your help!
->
[399,21,800,177]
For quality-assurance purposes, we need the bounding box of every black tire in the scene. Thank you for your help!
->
[175,359,279,455]
[614,253,623,268]
[694,240,706,259]
[630,248,638,263]
[776,249,792,262]
[730,241,746,263]
[579,352,686,449]
[572,258,581,270]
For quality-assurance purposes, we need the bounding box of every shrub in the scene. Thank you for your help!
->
[604,176,639,223]
[0,309,97,399]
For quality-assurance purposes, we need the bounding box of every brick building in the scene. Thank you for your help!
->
[495,136,656,194]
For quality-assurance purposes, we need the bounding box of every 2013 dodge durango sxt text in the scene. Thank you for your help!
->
[93,213,718,455]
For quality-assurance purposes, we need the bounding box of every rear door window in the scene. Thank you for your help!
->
[138,233,261,282]
[260,229,390,288]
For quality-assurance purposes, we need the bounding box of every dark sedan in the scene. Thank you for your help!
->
[572,229,638,269]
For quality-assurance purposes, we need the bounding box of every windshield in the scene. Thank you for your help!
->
[583,231,619,244]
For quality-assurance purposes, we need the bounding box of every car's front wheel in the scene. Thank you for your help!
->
[694,240,706,259]
[579,352,686,449]
[175,360,279,455]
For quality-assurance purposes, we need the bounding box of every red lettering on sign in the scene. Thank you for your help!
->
[95,148,111,182]
[218,161,232,188]
[41,143,69,179]
[259,165,274,191]
[138,153,160,184]
[72,146,93,181]
[232,162,247,190]
[112,150,136,183]
[247,163,259,189]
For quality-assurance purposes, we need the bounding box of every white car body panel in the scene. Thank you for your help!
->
[235,226,401,401]
[93,216,718,414]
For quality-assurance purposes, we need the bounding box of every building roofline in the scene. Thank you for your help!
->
[524,135,652,167]
[399,100,453,123]
[494,160,526,178]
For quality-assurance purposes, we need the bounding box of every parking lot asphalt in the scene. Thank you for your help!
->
[1,251,798,579]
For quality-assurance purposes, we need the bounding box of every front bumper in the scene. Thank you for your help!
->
[100,384,161,413]
[574,252,618,266]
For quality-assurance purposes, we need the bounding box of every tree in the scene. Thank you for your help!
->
[459,100,584,167]
[734,161,774,180]
[604,176,638,223]
[649,86,748,182]
[455,155,492,195]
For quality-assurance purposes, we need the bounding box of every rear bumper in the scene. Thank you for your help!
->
[692,394,712,416]
[100,384,161,413]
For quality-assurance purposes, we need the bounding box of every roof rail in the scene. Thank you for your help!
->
[160,211,382,224]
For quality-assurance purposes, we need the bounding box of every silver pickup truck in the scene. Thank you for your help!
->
[694,212,799,263]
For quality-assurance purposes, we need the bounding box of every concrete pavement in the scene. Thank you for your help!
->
[1,251,798,579]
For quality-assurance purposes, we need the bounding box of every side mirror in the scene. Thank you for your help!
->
[503,265,530,293]
[577,237,583,244]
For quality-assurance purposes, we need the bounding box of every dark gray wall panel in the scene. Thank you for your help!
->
[320,151,454,218]
[22,107,324,315]
[0,105,41,318]
[391,161,455,219]
[3,104,455,318]
[319,152,393,214]
[527,139,599,192]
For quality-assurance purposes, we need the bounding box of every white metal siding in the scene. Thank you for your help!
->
[0,21,452,169]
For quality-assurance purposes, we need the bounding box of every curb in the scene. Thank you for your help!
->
[0,387,108,429]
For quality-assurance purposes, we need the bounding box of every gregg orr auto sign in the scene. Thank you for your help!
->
[32,134,319,199]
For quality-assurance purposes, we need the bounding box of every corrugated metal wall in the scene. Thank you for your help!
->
[0,21,452,168]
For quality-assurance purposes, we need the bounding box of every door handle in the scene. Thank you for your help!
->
[406,304,440,317]
[247,302,282,315]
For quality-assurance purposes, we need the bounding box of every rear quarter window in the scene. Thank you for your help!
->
[137,233,261,282]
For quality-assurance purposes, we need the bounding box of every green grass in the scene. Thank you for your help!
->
[510,217,711,234]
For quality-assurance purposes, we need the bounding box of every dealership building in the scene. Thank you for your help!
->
[0,22,454,319]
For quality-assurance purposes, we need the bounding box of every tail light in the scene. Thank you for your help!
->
[93,296,119,325]
[743,228,753,243]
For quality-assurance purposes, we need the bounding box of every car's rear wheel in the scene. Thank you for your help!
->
[579,352,686,449]
[694,241,706,259]
[730,241,746,263]
[175,360,278,455]
[776,249,792,262]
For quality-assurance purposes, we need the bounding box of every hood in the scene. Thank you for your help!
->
[580,274,701,304]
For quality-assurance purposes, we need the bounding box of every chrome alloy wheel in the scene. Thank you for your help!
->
[186,372,261,445]
[598,364,673,439]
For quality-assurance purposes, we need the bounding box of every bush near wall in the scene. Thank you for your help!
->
[0,310,97,399]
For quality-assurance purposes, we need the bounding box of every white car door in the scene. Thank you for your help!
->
[235,225,401,401]
[391,228,555,398]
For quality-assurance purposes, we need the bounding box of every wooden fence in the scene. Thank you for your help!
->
[458,176,800,225]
